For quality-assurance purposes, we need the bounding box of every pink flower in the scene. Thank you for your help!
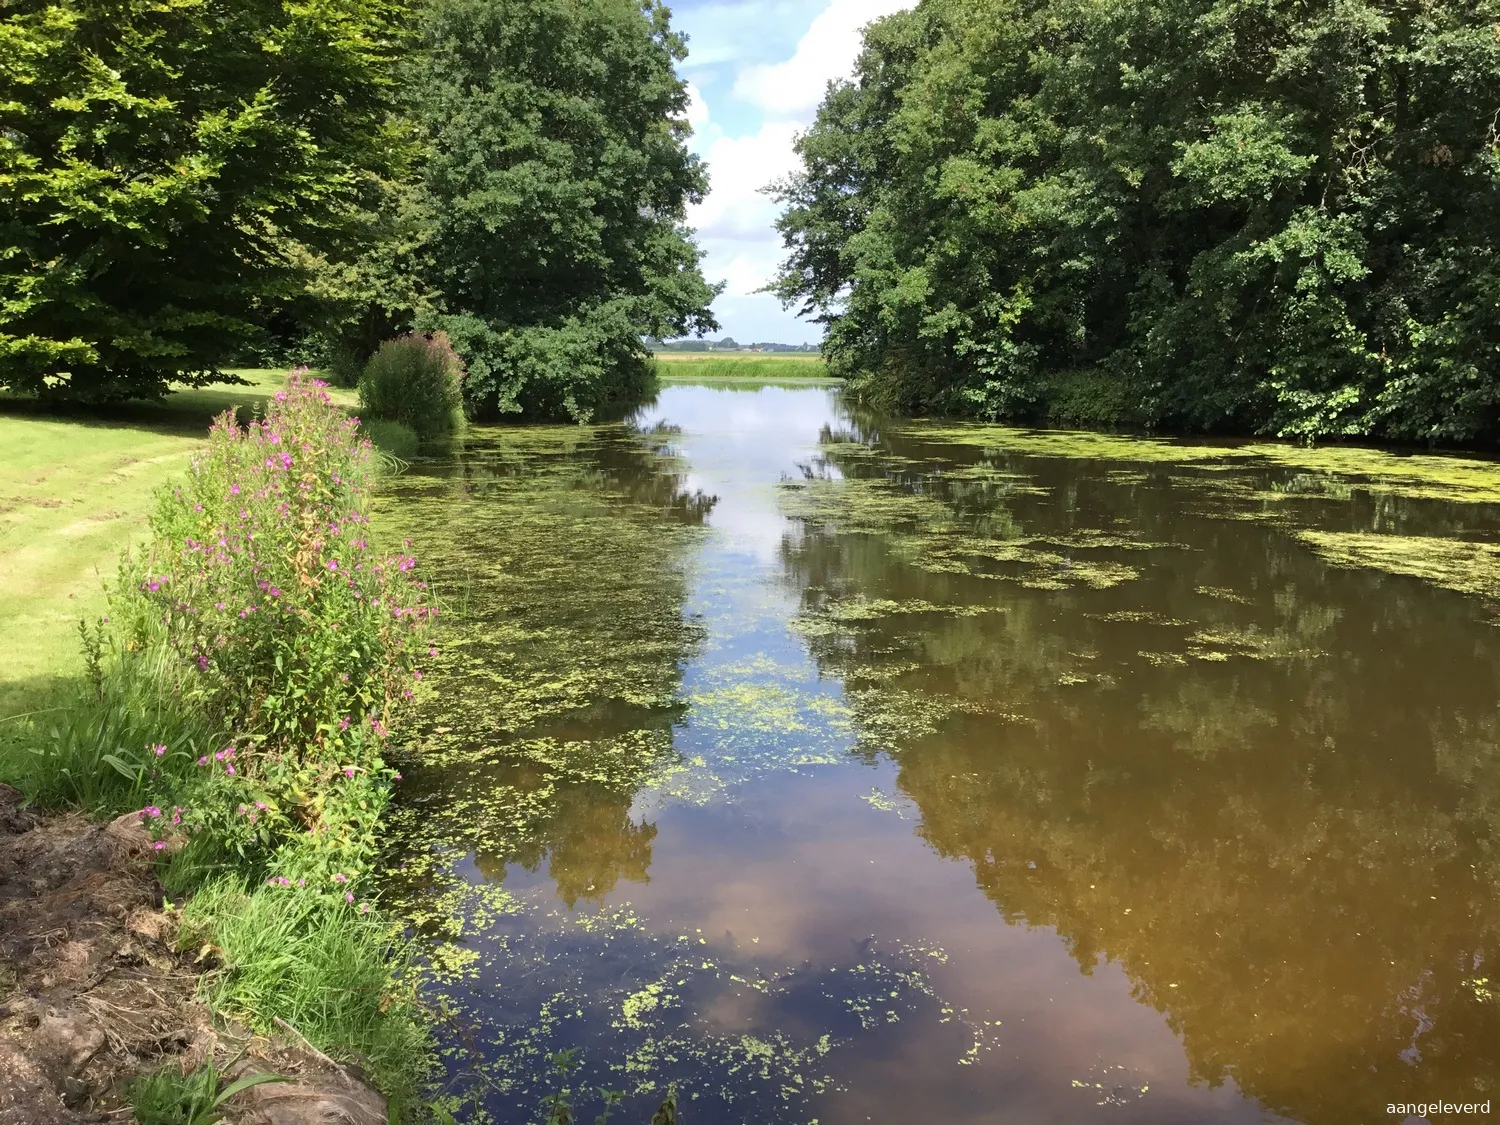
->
[153,841,167,852]
[345,892,356,904]
[332,873,348,884]
[224,765,235,776]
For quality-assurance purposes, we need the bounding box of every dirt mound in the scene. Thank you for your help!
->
[0,785,209,1123]
[0,786,386,1125]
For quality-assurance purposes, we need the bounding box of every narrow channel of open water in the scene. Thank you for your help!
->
[379,382,1500,1125]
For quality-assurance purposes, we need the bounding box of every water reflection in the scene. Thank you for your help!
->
[380,423,712,914]
[786,420,1500,1121]
[387,385,1500,1124]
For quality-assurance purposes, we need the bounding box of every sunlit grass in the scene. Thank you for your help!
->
[178,878,430,1112]
[653,352,832,382]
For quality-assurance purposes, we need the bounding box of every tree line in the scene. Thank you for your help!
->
[0,0,719,420]
[771,0,1500,444]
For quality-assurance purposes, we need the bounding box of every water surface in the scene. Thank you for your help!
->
[382,384,1500,1125]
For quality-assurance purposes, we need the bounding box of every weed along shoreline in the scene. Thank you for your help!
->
[0,374,435,1125]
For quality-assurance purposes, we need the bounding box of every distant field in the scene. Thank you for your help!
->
[654,353,833,382]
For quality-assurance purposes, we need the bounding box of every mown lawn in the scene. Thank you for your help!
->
[0,370,350,717]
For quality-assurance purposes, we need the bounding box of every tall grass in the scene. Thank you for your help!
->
[180,878,429,1111]
[1,633,218,815]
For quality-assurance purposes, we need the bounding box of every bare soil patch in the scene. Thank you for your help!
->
[0,786,387,1125]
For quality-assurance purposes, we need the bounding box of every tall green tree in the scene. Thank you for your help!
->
[772,0,1500,444]
[416,0,720,421]
[0,0,410,401]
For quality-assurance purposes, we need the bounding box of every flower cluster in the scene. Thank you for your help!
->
[126,371,433,760]
[116,372,432,880]
[136,801,186,852]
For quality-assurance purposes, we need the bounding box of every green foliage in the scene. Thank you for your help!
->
[358,334,465,440]
[121,373,431,752]
[287,176,438,385]
[2,633,217,816]
[177,879,429,1110]
[415,0,721,421]
[0,0,410,402]
[103,373,434,880]
[361,418,421,461]
[130,1060,284,1125]
[771,0,1500,443]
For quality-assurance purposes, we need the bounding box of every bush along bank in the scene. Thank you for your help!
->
[0,373,437,1121]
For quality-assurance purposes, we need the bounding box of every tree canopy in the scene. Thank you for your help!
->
[0,0,719,418]
[771,0,1500,444]
[415,0,720,421]
[0,0,410,401]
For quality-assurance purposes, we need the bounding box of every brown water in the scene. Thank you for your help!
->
[382,383,1500,1125]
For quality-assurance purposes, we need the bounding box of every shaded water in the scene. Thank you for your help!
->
[381,384,1500,1125]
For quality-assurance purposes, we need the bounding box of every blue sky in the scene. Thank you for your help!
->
[668,0,911,344]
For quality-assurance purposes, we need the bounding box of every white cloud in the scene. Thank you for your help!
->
[690,121,801,247]
[685,82,711,131]
[731,0,912,120]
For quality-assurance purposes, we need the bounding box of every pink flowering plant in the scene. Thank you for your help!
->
[112,372,433,875]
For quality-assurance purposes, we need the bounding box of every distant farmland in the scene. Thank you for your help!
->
[653,352,833,381]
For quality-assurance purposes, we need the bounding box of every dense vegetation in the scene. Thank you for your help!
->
[0,0,409,403]
[359,332,466,440]
[1,376,434,1106]
[418,0,719,420]
[1,0,716,421]
[772,0,1500,443]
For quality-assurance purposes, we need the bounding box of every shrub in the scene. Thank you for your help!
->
[115,371,435,877]
[361,419,420,461]
[358,334,465,440]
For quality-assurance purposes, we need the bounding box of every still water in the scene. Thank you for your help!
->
[381,383,1500,1125]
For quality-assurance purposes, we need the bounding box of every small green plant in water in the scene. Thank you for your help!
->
[538,1049,675,1125]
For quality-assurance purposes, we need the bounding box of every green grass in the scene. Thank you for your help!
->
[652,352,835,384]
[0,370,352,719]
[0,642,219,814]
[179,878,430,1112]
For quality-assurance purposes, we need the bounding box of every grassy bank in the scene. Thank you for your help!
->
[0,373,433,1120]
[0,371,356,718]
[653,352,834,384]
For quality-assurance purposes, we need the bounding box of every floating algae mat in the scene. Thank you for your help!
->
[383,388,1500,1125]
